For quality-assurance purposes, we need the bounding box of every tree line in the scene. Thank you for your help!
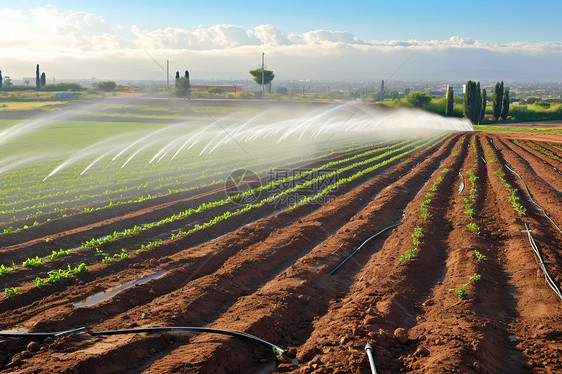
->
[446,81,510,124]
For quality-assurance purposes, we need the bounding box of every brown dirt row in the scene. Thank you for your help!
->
[399,134,520,373]
[494,138,562,192]
[0,140,383,246]
[478,135,562,373]
[0,133,462,372]
[270,134,471,374]
[515,139,562,172]
[135,134,469,374]
[512,141,562,192]
[2,131,562,373]
[0,139,439,294]
[0,140,404,266]
[487,136,562,283]
[491,138,562,223]
[535,141,562,160]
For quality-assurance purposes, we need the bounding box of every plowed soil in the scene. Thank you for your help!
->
[1,129,561,374]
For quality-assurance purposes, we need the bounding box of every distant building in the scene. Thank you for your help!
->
[446,84,465,96]
[55,92,76,99]
[191,85,242,93]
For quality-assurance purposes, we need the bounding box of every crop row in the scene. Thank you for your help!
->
[524,141,562,163]
[0,138,382,229]
[292,136,443,208]
[1,139,411,284]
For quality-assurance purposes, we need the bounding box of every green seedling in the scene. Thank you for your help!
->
[33,277,45,287]
[22,256,43,267]
[0,264,13,275]
[474,250,487,261]
[50,249,71,260]
[4,287,18,296]
[400,248,417,263]
[456,274,481,299]
[467,223,480,233]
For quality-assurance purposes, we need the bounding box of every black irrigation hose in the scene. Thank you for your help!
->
[0,327,87,339]
[329,214,406,275]
[0,326,286,357]
[524,223,562,302]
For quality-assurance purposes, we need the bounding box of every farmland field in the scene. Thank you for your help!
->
[0,99,561,373]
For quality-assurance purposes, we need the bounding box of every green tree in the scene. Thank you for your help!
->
[35,64,40,91]
[97,81,116,91]
[249,68,275,93]
[492,81,504,121]
[446,86,454,117]
[463,80,483,124]
[174,77,191,97]
[479,89,487,124]
[208,87,223,96]
[40,72,46,87]
[474,81,482,124]
[501,89,510,120]
[406,92,431,108]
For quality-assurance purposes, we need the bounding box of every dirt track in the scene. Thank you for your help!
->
[0,131,561,373]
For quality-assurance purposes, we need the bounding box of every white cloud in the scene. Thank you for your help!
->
[0,6,561,81]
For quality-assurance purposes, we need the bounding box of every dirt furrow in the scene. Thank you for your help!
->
[0,136,462,373]
[392,134,522,373]
[480,135,562,372]
[496,138,562,193]
[0,138,441,310]
[135,134,468,373]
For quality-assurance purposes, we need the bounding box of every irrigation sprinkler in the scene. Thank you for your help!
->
[364,343,378,374]
[458,172,465,194]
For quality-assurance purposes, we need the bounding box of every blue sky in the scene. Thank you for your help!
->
[11,0,561,42]
[1,1,561,81]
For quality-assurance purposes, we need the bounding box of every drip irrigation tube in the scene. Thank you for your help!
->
[504,162,562,235]
[524,223,562,302]
[0,326,286,357]
[458,172,465,194]
[329,214,405,276]
[364,343,378,374]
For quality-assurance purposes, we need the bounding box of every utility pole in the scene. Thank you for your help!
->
[261,52,265,98]
[166,60,169,89]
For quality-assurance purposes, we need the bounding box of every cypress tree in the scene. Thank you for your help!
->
[40,72,46,87]
[0,70,3,90]
[446,86,454,117]
[479,89,487,124]
[36,64,40,91]
[464,80,473,122]
[184,70,191,96]
[492,81,504,121]
[473,81,482,124]
[464,80,484,124]
[501,89,510,120]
